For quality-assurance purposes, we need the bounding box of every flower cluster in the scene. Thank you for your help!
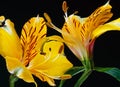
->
[0,1,120,87]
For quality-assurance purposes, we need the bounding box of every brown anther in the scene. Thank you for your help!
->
[62,1,69,13]
[60,74,72,80]
[0,16,5,22]
[0,16,5,27]
[44,13,52,23]
[73,11,79,15]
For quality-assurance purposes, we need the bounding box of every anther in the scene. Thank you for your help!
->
[44,13,52,23]
[62,1,69,13]
[0,16,5,27]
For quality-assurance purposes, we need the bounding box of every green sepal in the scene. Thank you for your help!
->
[95,67,120,81]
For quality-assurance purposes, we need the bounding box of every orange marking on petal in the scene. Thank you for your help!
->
[39,24,45,33]
[58,45,64,53]
[28,26,32,36]
[40,33,46,38]
[20,17,47,66]
[22,27,27,38]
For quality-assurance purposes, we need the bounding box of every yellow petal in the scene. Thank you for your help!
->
[29,41,73,75]
[30,54,73,77]
[28,41,73,85]
[85,1,112,30]
[20,16,47,65]
[62,15,88,59]
[92,18,120,39]
[62,1,112,42]
[83,1,113,40]
[43,40,65,57]
[62,15,83,42]
[27,54,56,86]
[39,55,72,77]
[0,19,22,59]
[5,56,37,86]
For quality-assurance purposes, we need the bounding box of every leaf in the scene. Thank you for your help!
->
[58,66,84,87]
[95,67,120,81]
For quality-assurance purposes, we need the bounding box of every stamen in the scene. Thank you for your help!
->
[73,11,79,15]
[44,12,63,34]
[44,13,52,23]
[49,23,62,33]
[62,1,69,14]
[0,16,5,22]
[0,16,5,27]
[46,22,54,29]
[60,74,72,80]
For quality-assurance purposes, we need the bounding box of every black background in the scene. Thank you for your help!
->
[0,0,120,87]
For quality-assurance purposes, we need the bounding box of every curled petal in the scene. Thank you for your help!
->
[85,1,113,31]
[28,41,73,86]
[92,18,120,39]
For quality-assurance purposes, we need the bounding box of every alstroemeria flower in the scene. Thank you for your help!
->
[0,16,73,86]
[45,1,120,62]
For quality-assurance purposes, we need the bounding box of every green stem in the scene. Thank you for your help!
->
[58,80,65,87]
[9,74,18,87]
[74,70,92,87]
[74,58,94,87]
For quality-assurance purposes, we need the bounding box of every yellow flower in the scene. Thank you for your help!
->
[45,1,120,62]
[0,16,73,86]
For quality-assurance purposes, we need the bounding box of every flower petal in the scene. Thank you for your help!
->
[62,15,88,59]
[28,41,73,85]
[92,18,120,39]
[63,15,83,42]
[84,1,113,37]
[0,19,22,59]
[20,16,47,66]
[5,56,37,86]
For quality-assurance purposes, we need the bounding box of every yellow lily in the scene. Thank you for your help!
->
[0,16,73,86]
[44,1,120,64]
